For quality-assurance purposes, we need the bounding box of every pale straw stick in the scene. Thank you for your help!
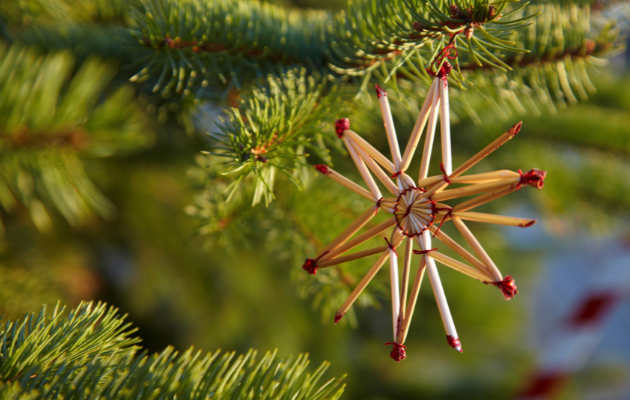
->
[418,84,441,180]
[453,211,537,227]
[321,217,397,262]
[416,231,461,352]
[428,224,493,278]
[416,175,444,189]
[400,80,437,172]
[439,78,452,175]
[451,216,502,282]
[334,250,390,323]
[453,184,520,213]
[375,85,402,169]
[318,245,389,269]
[344,129,396,173]
[398,236,414,333]
[450,170,520,184]
[449,121,522,179]
[397,257,426,344]
[343,136,382,200]
[398,173,416,191]
[422,180,449,199]
[317,206,377,257]
[351,138,400,196]
[431,252,490,282]
[431,177,520,202]
[389,245,400,340]
[315,165,375,202]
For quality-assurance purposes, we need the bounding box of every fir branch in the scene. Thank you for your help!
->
[128,0,330,98]
[0,43,152,229]
[0,302,346,400]
[209,69,351,206]
[0,302,140,382]
[327,0,537,81]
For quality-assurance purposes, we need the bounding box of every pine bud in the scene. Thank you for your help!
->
[412,21,426,31]
[449,4,460,18]
[464,25,474,39]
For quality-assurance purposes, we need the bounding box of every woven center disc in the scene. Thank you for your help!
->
[394,188,434,236]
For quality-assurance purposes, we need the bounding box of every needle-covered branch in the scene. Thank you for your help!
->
[209,69,351,205]
[0,44,152,231]
[128,0,329,98]
[0,302,346,400]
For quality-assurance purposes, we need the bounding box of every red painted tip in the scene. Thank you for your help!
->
[520,168,547,189]
[493,276,518,300]
[302,258,318,275]
[314,164,330,175]
[521,219,537,228]
[446,335,462,353]
[385,342,407,361]
[334,313,344,324]
[375,84,387,98]
[335,118,350,138]
[509,121,523,136]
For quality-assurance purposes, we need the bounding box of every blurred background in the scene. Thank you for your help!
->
[1,0,630,399]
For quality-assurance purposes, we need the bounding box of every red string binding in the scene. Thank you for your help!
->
[518,168,547,189]
[413,248,438,255]
[487,275,519,300]
[440,162,452,184]
[431,204,453,238]
[384,238,398,256]
[385,342,407,361]
[375,197,384,215]
[301,250,330,275]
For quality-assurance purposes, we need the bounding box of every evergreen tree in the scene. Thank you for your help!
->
[0,0,628,397]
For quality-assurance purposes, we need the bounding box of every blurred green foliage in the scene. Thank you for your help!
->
[0,0,629,398]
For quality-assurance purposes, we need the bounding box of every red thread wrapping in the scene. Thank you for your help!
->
[302,258,318,275]
[518,168,547,189]
[314,164,330,175]
[301,251,330,275]
[384,238,398,256]
[440,162,452,184]
[446,335,462,352]
[431,205,453,238]
[335,118,350,138]
[385,342,407,361]
[375,84,387,98]
[391,171,402,179]
[375,197,384,215]
[413,248,438,255]
[490,276,519,300]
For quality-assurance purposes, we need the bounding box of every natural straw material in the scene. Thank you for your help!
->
[303,81,545,361]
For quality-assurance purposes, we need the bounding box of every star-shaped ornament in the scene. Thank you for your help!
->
[303,74,546,361]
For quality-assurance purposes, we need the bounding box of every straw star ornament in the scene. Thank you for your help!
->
[302,73,546,362]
